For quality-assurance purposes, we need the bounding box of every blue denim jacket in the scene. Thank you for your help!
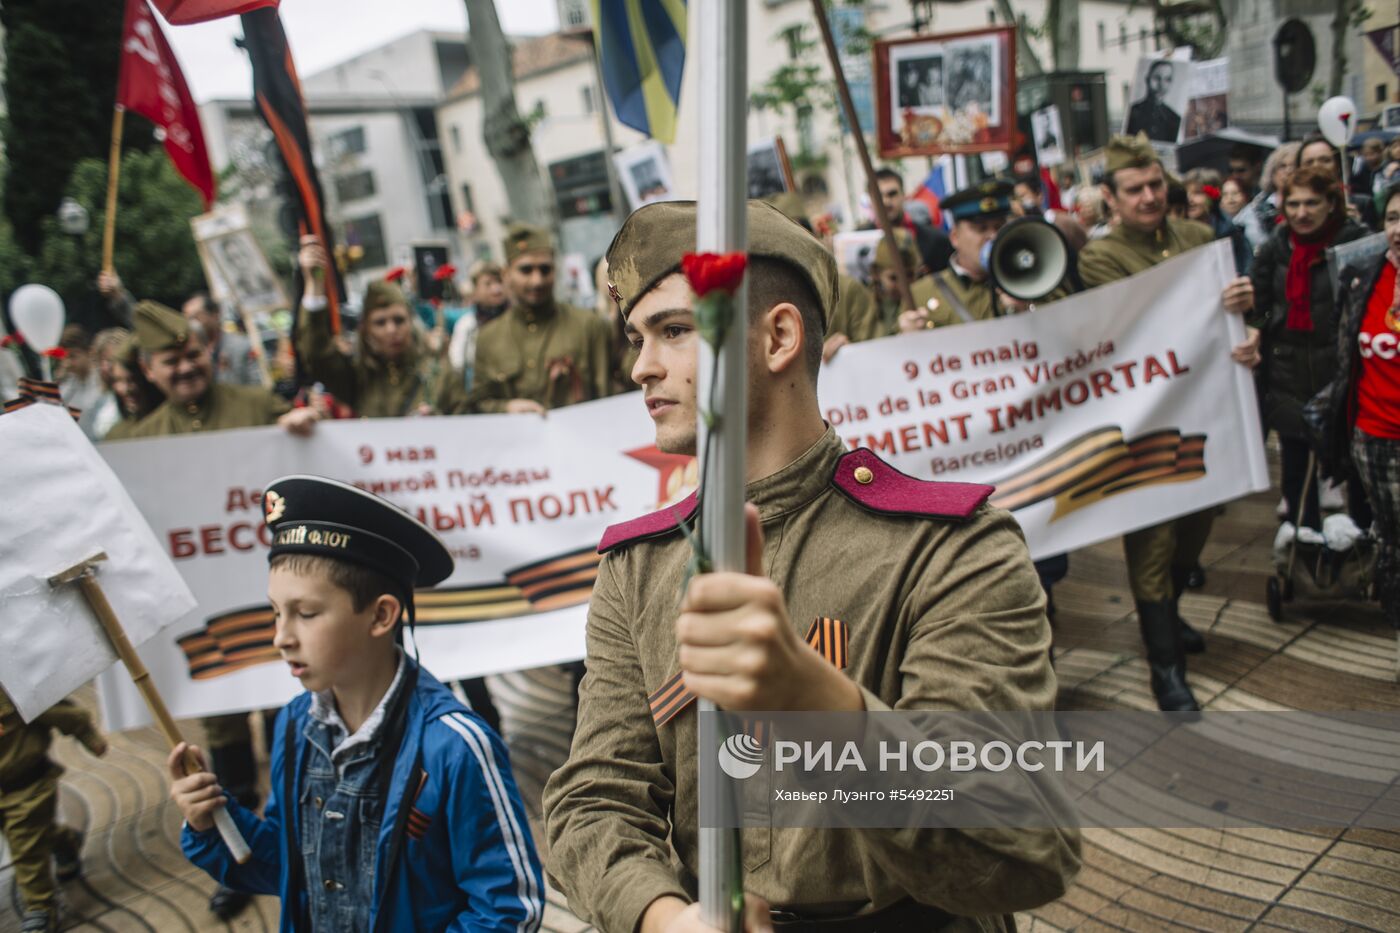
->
[298,659,406,930]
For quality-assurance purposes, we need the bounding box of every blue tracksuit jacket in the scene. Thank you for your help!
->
[182,664,544,932]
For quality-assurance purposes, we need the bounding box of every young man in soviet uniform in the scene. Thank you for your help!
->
[543,201,1081,933]
[463,224,615,414]
[1,694,107,933]
[1076,133,1259,712]
[125,300,320,918]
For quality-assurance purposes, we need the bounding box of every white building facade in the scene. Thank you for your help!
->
[199,30,469,302]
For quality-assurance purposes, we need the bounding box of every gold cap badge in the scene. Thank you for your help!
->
[264,490,286,524]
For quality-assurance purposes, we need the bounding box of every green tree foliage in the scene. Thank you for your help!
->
[33,149,205,313]
[1,0,152,253]
[0,157,32,298]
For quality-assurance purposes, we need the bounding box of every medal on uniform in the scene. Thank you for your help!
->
[1387,306,1400,333]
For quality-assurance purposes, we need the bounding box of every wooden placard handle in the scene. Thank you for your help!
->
[75,573,252,864]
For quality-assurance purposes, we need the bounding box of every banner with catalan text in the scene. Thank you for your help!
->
[95,241,1267,730]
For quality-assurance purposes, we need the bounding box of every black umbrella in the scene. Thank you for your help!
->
[1175,128,1280,175]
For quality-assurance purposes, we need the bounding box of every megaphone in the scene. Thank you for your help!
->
[981,217,1070,303]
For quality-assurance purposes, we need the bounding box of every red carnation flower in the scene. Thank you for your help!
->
[1201,184,1221,201]
[433,263,457,281]
[0,333,23,349]
[384,266,407,282]
[41,346,68,360]
[682,252,748,298]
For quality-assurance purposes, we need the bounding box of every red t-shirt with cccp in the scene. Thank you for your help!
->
[1355,261,1400,440]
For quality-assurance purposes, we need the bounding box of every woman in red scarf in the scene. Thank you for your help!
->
[1248,166,1370,531]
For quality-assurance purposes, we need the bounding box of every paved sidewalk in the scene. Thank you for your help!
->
[3,481,1397,931]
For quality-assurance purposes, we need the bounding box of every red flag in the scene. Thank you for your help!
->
[117,0,215,206]
[147,0,278,26]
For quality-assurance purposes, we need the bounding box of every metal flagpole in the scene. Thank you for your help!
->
[696,1,746,930]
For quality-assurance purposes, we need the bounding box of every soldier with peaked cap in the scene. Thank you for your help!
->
[911,180,1071,329]
[170,476,543,930]
[543,200,1080,933]
[1077,133,1259,713]
[124,299,320,920]
[295,238,470,417]
[460,223,615,414]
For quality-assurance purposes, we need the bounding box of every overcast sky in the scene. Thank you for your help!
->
[164,0,561,103]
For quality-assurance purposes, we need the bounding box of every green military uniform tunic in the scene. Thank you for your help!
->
[466,301,614,412]
[295,305,468,417]
[125,382,291,437]
[825,274,887,343]
[1077,217,1214,291]
[916,265,1071,329]
[102,415,143,441]
[544,429,1079,933]
[1076,216,1216,603]
[1,695,100,912]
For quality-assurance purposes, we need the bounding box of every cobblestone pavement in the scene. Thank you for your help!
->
[3,480,1398,931]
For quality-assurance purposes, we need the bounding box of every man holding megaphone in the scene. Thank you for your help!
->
[907,180,1070,330]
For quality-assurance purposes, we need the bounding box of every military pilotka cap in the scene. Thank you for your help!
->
[363,279,406,314]
[605,200,838,326]
[502,223,553,265]
[941,179,1015,222]
[132,300,191,353]
[263,475,454,593]
[872,227,920,270]
[1104,132,1160,175]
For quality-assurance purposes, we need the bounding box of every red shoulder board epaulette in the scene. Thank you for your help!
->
[832,448,991,520]
[598,491,699,554]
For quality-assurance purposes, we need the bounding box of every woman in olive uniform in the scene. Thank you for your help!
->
[296,238,468,418]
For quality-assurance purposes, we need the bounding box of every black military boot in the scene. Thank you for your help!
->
[1170,565,1206,655]
[1137,600,1201,713]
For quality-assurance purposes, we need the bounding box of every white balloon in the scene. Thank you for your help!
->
[9,284,66,351]
[1317,97,1358,148]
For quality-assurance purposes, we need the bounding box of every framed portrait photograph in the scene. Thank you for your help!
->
[1122,57,1193,145]
[190,205,288,316]
[832,230,885,286]
[413,242,452,302]
[874,26,1016,157]
[746,136,796,200]
[1032,105,1067,167]
[614,142,676,209]
[1183,58,1229,142]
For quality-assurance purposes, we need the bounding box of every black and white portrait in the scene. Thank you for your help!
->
[614,143,676,208]
[208,231,282,313]
[833,230,884,286]
[1124,58,1190,144]
[896,55,944,109]
[945,38,998,123]
[191,205,288,315]
[746,138,791,200]
[1032,105,1066,167]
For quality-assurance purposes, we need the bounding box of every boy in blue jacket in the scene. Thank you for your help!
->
[167,475,544,932]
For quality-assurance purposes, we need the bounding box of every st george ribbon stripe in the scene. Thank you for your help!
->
[649,618,850,727]
[177,545,602,679]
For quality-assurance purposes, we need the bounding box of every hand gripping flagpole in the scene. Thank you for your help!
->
[696,1,747,930]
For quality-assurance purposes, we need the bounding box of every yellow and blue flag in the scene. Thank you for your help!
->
[590,0,687,143]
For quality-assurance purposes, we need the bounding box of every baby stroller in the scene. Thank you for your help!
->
[1266,452,1388,674]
